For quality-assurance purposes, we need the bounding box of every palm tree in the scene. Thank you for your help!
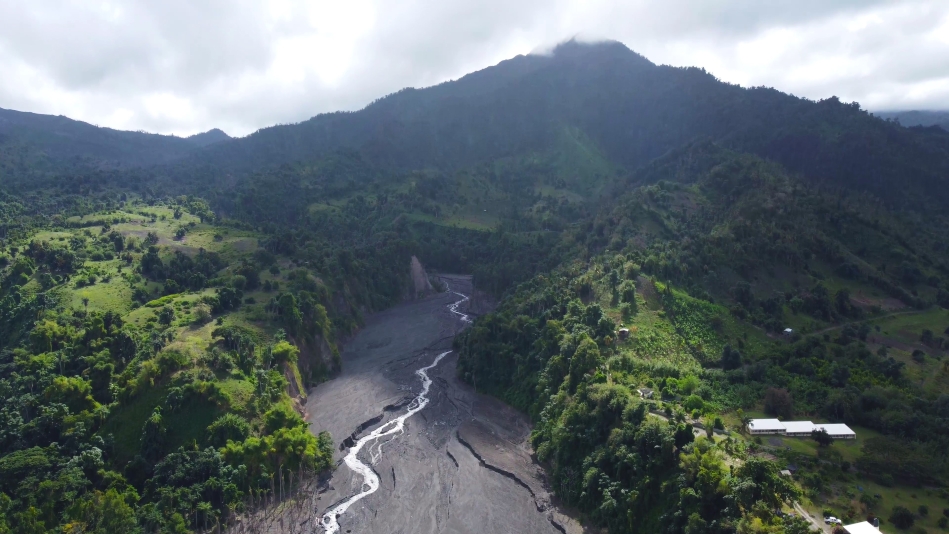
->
[196,502,212,532]
[737,409,752,434]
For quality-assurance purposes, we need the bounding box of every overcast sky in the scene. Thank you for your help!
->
[1,0,947,137]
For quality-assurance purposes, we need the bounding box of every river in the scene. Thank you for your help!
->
[305,275,584,534]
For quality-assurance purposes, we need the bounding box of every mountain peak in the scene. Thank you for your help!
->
[541,38,654,67]
[187,128,231,147]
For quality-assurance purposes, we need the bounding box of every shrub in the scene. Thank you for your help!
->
[158,306,175,325]
[890,505,915,529]
[264,403,304,434]
[683,394,704,411]
[272,340,299,364]
[192,303,212,325]
[156,349,189,374]
[206,413,250,447]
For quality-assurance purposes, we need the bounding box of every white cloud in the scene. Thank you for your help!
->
[0,0,946,137]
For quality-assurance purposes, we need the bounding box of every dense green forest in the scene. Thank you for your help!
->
[1,39,949,533]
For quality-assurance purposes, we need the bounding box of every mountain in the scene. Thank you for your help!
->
[186,128,231,147]
[2,39,949,534]
[0,106,208,166]
[876,109,949,131]
[159,40,949,210]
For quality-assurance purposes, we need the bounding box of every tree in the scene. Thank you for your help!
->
[889,505,915,529]
[731,457,800,511]
[141,407,166,462]
[158,306,174,325]
[811,429,834,447]
[192,303,211,324]
[207,413,250,447]
[271,340,299,364]
[618,280,637,304]
[721,344,742,370]
[737,408,752,434]
[835,288,851,315]
[763,388,793,419]
[568,335,601,391]
[674,423,695,449]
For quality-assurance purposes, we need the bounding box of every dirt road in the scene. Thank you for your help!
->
[305,275,585,534]
[794,502,830,533]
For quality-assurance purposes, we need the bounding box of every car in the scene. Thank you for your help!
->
[824,516,842,525]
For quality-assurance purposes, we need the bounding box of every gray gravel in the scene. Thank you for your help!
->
[305,275,586,534]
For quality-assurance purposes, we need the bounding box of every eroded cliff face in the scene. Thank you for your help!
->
[288,255,429,407]
[293,334,339,383]
[409,255,434,300]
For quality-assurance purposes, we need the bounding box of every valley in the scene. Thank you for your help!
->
[1,39,948,534]
[307,276,583,534]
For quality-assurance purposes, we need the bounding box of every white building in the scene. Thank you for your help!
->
[843,520,880,533]
[816,423,857,440]
[747,419,856,439]
[783,420,816,437]
[748,419,785,435]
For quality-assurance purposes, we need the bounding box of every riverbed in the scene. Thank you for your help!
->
[305,275,584,534]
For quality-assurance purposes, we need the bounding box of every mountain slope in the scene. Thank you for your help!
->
[166,40,949,210]
[0,106,209,166]
[2,38,949,534]
[876,110,949,131]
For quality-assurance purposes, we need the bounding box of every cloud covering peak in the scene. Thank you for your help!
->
[1,0,946,136]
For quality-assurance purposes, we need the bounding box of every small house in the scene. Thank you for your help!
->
[779,469,792,477]
[638,388,654,399]
[617,328,630,340]
[783,328,794,336]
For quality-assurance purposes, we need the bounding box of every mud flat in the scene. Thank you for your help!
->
[305,275,586,534]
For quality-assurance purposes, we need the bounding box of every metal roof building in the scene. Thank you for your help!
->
[815,423,856,439]
[748,419,785,434]
[782,421,816,436]
[843,520,880,533]
[747,419,857,439]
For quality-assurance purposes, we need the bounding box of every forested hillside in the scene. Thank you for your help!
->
[0,107,229,167]
[877,110,949,132]
[1,39,948,533]
[459,144,949,531]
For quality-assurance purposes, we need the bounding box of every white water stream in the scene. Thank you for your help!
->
[320,287,470,533]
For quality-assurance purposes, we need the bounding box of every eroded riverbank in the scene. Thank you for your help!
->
[305,275,585,534]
